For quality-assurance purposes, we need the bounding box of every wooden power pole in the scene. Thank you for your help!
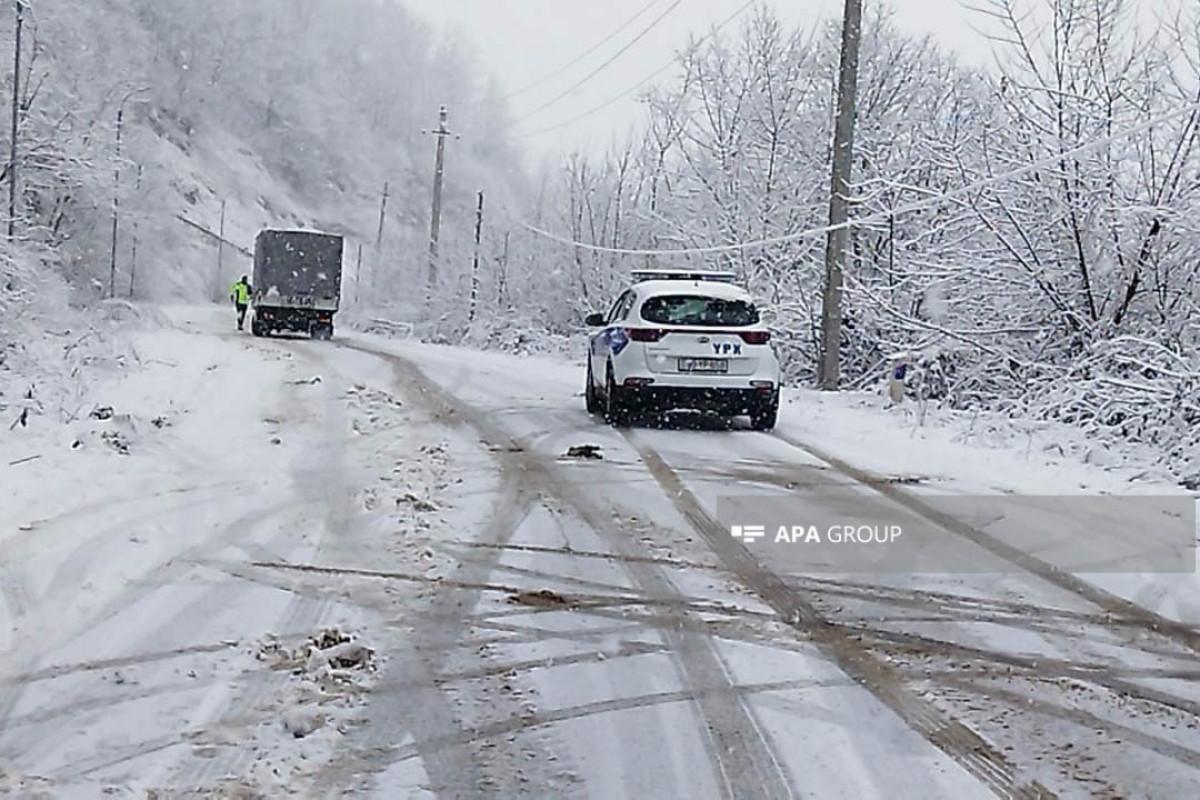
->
[7,1,22,241]
[372,180,388,293]
[819,0,864,390]
[216,199,226,300]
[426,105,454,302]
[129,164,142,298]
[108,104,125,298]
[354,242,363,304]
[467,190,484,325]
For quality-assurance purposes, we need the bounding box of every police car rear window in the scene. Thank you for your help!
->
[640,295,759,327]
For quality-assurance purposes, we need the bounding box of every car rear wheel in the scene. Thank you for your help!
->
[604,364,631,428]
[749,402,778,432]
[585,362,601,414]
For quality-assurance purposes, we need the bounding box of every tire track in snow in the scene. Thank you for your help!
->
[0,494,300,766]
[773,432,1200,658]
[316,473,537,797]
[2,480,241,548]
[0,641,239,689]
[243,559,777,624]
[167,343,357,791]
[0,487,244,735]
[306,341,560,798]
[0,553,34,731]
[764,430,1200,774]
[0,499,302,772]
[844,623,1200,722]
[372,675,847,767]
[338,342,797,800]
[937,675,1200,772]
[0,332,318,756]
[4,337,334,786]
[440,539,724,572]
[631,437,1054,800]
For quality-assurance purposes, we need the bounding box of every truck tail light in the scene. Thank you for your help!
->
[624,377,655,388]
[739,331,771,345]
[627,327,667,342]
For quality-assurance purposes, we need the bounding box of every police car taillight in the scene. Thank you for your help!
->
[627,327,668,342]
[739,331,771,345]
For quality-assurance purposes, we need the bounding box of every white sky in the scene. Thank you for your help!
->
[399,0,1157,156]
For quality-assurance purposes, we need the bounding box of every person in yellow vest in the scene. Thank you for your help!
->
[229,276,252,331]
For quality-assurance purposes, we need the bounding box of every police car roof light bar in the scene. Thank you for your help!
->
[631,269,738,284]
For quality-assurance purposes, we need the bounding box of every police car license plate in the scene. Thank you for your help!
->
[678,357,728,373]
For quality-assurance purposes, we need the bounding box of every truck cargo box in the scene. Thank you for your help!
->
[251,230,343,339]
[253,230,343,312]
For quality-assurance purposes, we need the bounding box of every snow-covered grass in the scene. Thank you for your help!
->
[778,387,1189,496]
[1,246,169,473]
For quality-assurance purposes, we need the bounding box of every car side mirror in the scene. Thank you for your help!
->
[585,312,606,327]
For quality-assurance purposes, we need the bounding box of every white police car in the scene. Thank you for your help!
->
[584,270,781,430]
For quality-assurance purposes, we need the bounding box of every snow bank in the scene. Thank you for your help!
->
[779,386,1189,495]
[345,310,583,361]
[1,246,166,463]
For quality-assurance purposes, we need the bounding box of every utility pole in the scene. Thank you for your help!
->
[425,105,455,301]
[108,105,125,298]
[354,242,363,304]
[108,87,147,297]
[496,231,510,308]
[216,199,226,300]
[819,0,863,391]
[7,0,22,241]
[467,191,484,326]
[372,181,388,292]
[129,164,142,298]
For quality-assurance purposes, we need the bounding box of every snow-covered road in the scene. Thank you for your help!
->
[2,306,1198,798]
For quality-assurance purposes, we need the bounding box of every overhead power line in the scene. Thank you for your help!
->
[518,99,1200,256]
[517,0,757,139]
[505,0,664,100]
[522,0,686,120]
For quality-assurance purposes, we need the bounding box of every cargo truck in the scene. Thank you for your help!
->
[250,229,343,339]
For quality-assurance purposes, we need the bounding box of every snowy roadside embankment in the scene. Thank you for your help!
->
[778,388,1189,496]
[0,305,490,797]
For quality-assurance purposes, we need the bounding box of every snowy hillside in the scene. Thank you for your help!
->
[0,0,532,437]
[0,0,524,303]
